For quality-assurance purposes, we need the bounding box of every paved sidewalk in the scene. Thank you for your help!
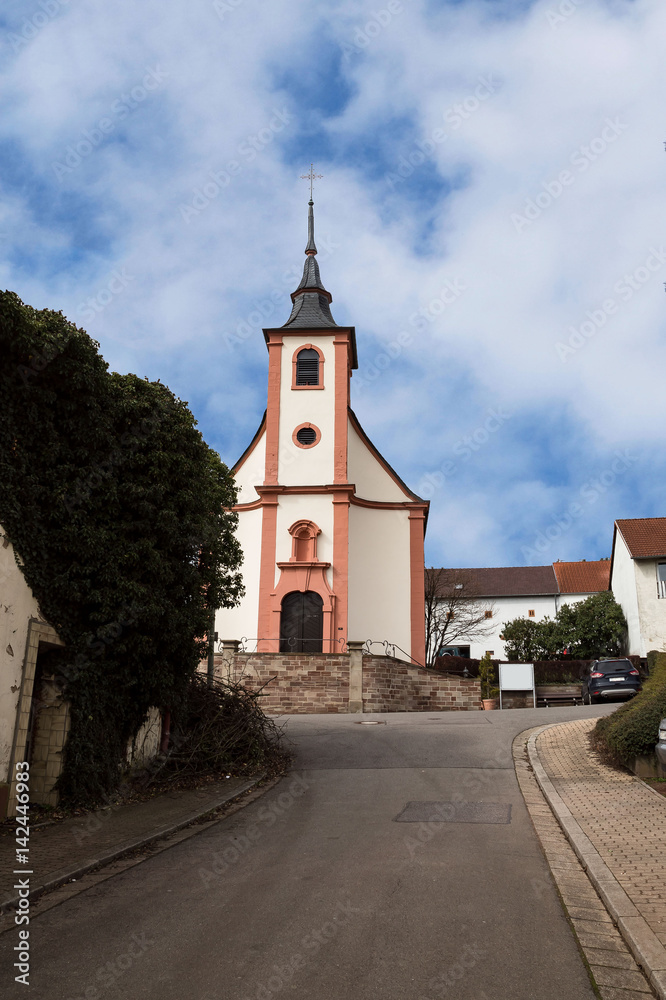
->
[529,718,666,999]
[0,774,263,912]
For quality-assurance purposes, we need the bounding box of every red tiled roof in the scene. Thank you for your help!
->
[552,560,610,594]
[437,566,558,598]
[616,518,666,558]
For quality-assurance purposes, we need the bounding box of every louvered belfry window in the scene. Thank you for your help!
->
[296,348,320,385]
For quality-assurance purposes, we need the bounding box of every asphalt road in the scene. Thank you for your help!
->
[1,704,617,999]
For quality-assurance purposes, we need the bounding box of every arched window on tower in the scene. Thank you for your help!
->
[295,347,320,386]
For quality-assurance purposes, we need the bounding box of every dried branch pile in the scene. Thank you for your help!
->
[159,674,287,781]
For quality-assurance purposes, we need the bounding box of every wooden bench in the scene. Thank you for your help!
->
[536,684,583,708]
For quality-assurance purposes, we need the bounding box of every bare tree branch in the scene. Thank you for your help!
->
[425,568,497,666]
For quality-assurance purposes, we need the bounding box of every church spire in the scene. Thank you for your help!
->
[282,193,338,329]
[305,199,317,255]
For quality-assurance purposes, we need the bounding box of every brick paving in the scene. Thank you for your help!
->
[0,775,259,908]
[514,728,655,1000]
[536,719,666,952]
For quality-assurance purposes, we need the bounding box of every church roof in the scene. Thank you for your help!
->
[283,291,338,328]
[282,199,340,329]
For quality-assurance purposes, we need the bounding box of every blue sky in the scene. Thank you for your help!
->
[2,0,665,568]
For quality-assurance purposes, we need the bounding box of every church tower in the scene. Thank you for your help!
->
[217,198,428,663]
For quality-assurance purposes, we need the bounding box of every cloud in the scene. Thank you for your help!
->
[1,0,664,567]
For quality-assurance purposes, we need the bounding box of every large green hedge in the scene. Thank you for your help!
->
[594,652,666,763]
[0,291,244,806]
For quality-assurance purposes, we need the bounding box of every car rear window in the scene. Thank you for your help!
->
[597,660,632,672]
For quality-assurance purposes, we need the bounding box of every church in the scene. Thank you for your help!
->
[216,197,429,665]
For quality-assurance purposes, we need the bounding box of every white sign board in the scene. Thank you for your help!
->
[499,663,536,709]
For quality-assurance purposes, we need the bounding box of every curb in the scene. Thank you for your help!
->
[526,725,666,1000]
[0,774,264,914]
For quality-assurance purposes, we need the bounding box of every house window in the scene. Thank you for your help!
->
[484,610,492,619]
[528,609,535,617]
[658,564,666,599]
[295,348,320,386]
[485,651,494,657]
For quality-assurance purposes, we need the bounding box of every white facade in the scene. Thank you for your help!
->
[465,595,557,660]
[436,562,610,661]
[610,527,666,656]
[216,204,428,661]
[0,534,41,786]
[348,504,412,655]
[463,592,596,660]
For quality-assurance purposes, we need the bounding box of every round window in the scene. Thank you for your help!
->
[296,426,317,446]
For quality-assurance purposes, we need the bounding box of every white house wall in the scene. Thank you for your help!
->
[450,591,604,660]
[215,507,263,648]
[234,428,266,504]
[554,592,596,613]
[610,533,642,655]
[465,595,558,660]
[278,335,335,486]
[0,537,41,784]
[348,506,411,654]
[347,420,410,502]
[633,559,666,656]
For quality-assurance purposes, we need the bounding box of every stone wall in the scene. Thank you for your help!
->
[28,674,70,807]
[214,652,351,714]
[213,647,482,714]
[361,656,482,712]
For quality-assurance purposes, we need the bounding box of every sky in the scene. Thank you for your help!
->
[1,0,665,569]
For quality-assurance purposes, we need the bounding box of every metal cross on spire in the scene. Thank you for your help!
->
[300,163,323,200]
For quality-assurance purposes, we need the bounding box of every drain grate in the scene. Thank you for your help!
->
[394,801,512,824]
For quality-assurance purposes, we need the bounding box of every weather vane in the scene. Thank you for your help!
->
[300,163,323,200]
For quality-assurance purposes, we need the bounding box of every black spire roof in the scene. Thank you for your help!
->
[282,200,338,329]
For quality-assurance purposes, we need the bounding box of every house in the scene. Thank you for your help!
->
[610,518,666,656]
[0,531,162,818]
[0,532,67,819]
[435,560,610,660]
[552,559,612,612]
[216,198,429,663]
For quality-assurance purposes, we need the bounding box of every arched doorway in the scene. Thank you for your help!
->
[280,591,324,653]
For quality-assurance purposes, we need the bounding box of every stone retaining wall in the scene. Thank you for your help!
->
[216,652,351,714]
[212,649,482,714]
[361,656,482,712]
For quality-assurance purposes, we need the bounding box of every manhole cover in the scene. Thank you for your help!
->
[394,801,512,824]
[356,720,385,725]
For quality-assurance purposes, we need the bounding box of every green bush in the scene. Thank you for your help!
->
[594,653,666,763]
[478,652,496,700]
[647,650,661,673]
[0,291,243,806]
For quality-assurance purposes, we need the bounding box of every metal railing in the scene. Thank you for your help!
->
[217,636,348,653]
[361,639,428,671]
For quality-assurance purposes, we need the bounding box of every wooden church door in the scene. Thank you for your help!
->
[280,591,323,653]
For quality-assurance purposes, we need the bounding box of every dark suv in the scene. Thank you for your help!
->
[582,658,641,704]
